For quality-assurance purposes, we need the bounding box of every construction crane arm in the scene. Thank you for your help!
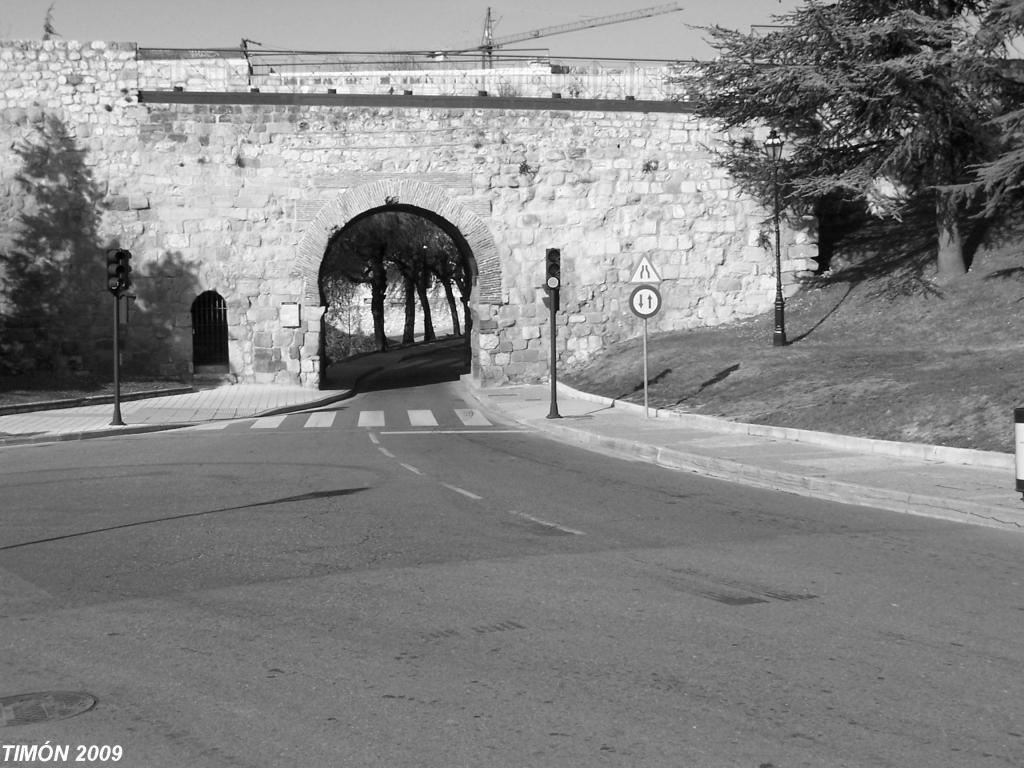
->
[487,3,682,48]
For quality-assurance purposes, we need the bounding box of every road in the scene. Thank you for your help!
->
[1,344,1022,767]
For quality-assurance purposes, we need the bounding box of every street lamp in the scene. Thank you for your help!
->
[765,129,787,347]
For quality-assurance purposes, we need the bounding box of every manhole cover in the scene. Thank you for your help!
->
[0,692,97,727]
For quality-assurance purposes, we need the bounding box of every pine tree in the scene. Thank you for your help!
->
[687,0,1020,279]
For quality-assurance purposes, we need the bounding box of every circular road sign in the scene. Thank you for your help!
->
[629,284,662,319]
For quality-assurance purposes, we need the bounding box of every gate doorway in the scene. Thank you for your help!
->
[191,290,229,372]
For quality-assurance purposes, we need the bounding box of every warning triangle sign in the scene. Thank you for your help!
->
[629,256,662,284]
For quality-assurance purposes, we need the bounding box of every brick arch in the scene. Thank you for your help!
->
[295,179,501,305]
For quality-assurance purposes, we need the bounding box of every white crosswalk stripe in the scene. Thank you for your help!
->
[252,415,287,429]
[190,408,500,432]
[454,408,491,427]
[358,410,386,428]
[408,409,439,427]
[192,421,231,430]
[304,412,336,428]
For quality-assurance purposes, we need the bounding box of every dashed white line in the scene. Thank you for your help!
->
[509,510,585,536]
[399,463,424,475]
[440,483,483,500]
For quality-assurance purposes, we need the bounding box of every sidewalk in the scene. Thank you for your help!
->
[1,377,1022,533]
[0,384,352,444]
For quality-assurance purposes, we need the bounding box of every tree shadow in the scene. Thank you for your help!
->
[1,112,204,387]
[121,250,203,380]
[1,113,105,379]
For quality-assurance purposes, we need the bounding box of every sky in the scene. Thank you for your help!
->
[0,1,803,61]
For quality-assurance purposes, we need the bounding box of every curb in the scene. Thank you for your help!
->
[555,382,1014,471]
[462,377,1024,532]
[527,416,1022,532]
[0,422,194,447]
[0,386,196,417]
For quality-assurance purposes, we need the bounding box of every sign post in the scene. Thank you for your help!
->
[629,283,662,418]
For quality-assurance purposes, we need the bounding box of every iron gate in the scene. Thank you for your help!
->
[191,291,228,367]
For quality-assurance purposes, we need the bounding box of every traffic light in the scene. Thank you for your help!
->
[545,248,561,289]
[116,249,132,293]
[106,250,121,294]
[106,249,132,295]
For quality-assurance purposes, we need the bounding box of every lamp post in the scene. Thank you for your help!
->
[765,129,787,347]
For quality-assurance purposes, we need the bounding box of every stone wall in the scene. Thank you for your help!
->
[0,40,817,387]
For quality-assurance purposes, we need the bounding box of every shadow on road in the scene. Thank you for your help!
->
[321,336,470,394]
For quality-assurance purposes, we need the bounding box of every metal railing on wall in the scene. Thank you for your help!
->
[136,48,701,102]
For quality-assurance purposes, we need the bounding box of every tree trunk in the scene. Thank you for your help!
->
[441,276,461,336]
[370,247,388,352]
[403,273,416,344]
[936,191,967,279]
[415,271,436,342]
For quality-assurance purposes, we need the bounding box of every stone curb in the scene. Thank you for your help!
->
[527,416,1023,532]
[0,422,194,446]
[555,382,1014,471]
[0,389,355,448]
[463,377,1024,532]
[0,386,196,416]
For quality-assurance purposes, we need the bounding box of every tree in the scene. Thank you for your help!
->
[42,3,59,40]
[954,0,1024,215]
[687,0,1019,279]
[319,210,469,354]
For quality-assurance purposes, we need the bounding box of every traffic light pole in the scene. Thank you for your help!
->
[547,286,561,419]
[111,293,124,426]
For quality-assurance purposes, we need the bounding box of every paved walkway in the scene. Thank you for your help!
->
[1,378,1022,534]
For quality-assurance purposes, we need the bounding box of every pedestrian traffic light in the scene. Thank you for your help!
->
[106,249,132,295]
[545,248,561,289]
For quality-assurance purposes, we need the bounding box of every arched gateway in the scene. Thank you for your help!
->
[296,179,502,387]
[0,42,819,390]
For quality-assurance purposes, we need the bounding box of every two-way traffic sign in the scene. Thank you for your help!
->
[629,284,662,319]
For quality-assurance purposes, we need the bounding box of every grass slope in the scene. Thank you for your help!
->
[564,242,1024,453]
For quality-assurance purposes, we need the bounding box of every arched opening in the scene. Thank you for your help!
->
[191,290,229,373]
[317,205,476,389]
[294,179,502,390]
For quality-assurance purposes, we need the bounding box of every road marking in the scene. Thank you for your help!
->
[509,510,585,536]
[381,429,524,435]
[192,421,231,430]
[454,408,492,426]
[408,409,439,427]
[358,410,386,427]
[304,412,336,428]
[440,483,483,500]
[368,432,380,445]
[252,415,287,429]
[399,462,424,475]
[378,446,395,458]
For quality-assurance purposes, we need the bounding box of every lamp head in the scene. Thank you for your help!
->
[765,129,784,163]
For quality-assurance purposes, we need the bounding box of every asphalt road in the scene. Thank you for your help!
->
[1,347,1022,767]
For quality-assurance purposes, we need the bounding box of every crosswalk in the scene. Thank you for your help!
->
[191,407,506,432]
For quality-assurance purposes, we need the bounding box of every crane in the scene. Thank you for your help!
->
[472,4,683,66]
